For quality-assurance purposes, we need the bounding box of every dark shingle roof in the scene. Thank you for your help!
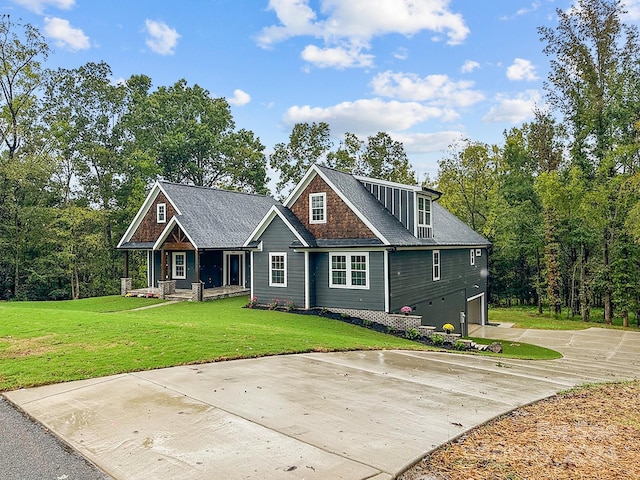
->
[273,204,317,247]
[315,165,490,248]
[160,182,277,249]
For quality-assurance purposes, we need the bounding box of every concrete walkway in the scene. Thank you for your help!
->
[4,326,640,480]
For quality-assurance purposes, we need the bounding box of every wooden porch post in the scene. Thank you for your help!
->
[123,250,129,278]
[195,250,201,284]
[161,249,167,280]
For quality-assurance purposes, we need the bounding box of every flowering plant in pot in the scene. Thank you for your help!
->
[400,305,412,315]
[443,323,455,334]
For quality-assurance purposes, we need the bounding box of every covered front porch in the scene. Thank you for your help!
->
[123,284,249,302]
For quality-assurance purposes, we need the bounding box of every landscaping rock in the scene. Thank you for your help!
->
[487,342,503,353]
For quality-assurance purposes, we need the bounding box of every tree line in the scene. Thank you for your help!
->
[437,0,640,326]
[2,0,640,330]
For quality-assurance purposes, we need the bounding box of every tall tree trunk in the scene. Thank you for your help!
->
[603,228,612,324]
[536,247,543,315]
[580,243,590,322]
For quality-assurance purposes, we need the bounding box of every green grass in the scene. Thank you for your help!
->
[0,296,427,391]
[489,305,640,330]
[469,337,562,360]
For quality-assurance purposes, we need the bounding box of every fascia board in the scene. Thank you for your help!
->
[117,182,161,248]
[152,216,199,251]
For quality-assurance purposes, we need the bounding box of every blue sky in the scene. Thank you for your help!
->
[5,0,640,182]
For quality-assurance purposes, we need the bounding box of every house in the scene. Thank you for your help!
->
[117,181,277,298]
[244,165,490,336]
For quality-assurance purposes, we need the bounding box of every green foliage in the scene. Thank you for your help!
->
[405,327,420,340]
[430,333,444,346]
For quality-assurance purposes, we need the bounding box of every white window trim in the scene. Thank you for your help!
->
[309,192,327,224]
[172,252,187,279]
[157,203,166,224]
[470,249,476,266]
[329,252,370,290]
[269,252,287,287]
[417,195,432,227]
[432,250,440,281]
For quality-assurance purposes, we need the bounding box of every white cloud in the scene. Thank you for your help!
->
[145,19,180,55]
[393,47,409,60]
[284,98,454,135]
[12,0,74,14]
[258,0,469,67]
[371,71,484,107]
[483,90,541,123]
[301,44,374,68]
[461,60,480,73]
[623,0,640,20]
[393,131,462,154]
[43,17,89,51]
[506,58,539,81]
[228,89,251,106]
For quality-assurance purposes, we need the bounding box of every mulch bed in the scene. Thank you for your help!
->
[398,381,640,480]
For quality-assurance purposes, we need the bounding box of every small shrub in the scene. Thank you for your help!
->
[386,326,396,334]
[320,307,329,315]
[285,300,296,312]
[362,319,371,327]
[340,312,350,320]
[431,333,444,346]
[453,340,467,351]
[405,327,420,340]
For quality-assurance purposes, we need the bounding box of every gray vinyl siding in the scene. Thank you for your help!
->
[253,217,305,307]
[313,250,385,311]
[152,250,196,288]
[389,248,488,331]
[360,181,415,233]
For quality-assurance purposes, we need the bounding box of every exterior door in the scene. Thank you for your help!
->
[228,254,241,286]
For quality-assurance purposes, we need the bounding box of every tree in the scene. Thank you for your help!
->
[539,0,640,322]
[328,131,417,184]
[0,17,49,298]
[436,139,498,235]
[126,79,268,193]
[270,122,333,196]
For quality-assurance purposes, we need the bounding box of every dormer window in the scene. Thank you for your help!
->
[417,195,432,238]
[309,193,326,224]
[157,203,166,224]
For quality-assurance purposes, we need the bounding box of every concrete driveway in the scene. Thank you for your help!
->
[4,326,640,480]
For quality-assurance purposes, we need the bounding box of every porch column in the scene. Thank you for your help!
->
[123,250,129,278]
[161,248,167,281]
[120,277,132,296]
[195,250,201,284]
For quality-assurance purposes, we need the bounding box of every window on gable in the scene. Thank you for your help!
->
[309,192,326,224]
[433,250,440,281]
[269,253,287,287]
[157,203,167,224]
[329,253,369,289]
[416,195,432,238]
[470,249,476,266]
[172,252,186,279]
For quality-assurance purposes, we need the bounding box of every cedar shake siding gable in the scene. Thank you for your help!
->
[130,192,178,243]
[289,175,377,240]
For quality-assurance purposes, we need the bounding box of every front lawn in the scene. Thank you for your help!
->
[0,296,427,391]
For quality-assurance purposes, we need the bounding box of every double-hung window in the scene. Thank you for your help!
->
[329,252,369,289]
[172,252,186,279]
[470,249,476,266]
[432,250,440,281]
[157,203,166,223]
[269,253,287,287]
[309,193,326,224]
[416,195,432,238]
